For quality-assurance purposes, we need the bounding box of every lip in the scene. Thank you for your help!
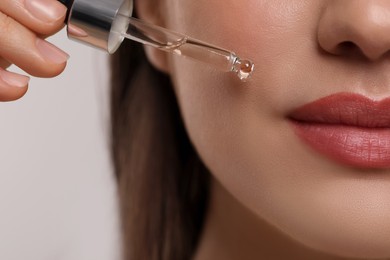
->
[288,93,390,168]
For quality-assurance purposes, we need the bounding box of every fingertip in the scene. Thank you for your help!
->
[24,0,67,24]
[0,68,30,87]
[31,38,69,77]
[4,0,67,36]
[36,38,69,64]
[29,59,68,78]
[21,38,70,78]
[0,83,28,102]
[0,69,29,101]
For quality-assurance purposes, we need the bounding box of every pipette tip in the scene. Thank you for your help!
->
[232,58,255,81]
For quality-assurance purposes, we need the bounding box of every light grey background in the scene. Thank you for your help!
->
[0,31,121,260]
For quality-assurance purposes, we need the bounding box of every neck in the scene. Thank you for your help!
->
[193,179,351,260]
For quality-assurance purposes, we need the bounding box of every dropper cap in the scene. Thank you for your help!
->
[58,0,133,53]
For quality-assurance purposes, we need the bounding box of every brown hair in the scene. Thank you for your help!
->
[110,31,211,259]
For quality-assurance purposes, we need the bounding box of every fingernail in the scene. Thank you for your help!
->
[36,38,70,64]
[0,69,30,88]
[25,0,67,23]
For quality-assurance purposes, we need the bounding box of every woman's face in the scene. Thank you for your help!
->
[141,1,390,258]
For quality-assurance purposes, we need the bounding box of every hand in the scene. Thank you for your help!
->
[0,0,68,101]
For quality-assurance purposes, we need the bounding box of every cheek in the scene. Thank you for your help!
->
[166,0,318,117]
[168,0,317,229]
[168,0,315,234]
[167,1,316,193]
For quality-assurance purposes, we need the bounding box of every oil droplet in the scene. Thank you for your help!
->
[233,58,255,81]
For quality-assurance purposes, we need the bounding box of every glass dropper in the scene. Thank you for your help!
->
[58,0,254,81]
[113,15,255,81]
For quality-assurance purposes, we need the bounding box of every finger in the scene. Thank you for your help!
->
[0,0,66,36]
[0,12,69,78]
[0,68,29,102]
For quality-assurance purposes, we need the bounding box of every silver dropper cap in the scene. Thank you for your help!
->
[66,0,133,54]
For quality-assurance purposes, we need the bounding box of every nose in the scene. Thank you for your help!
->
[318,0,390,61]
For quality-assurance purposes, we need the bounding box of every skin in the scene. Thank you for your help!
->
[5,0,390,259]
[0,0,67,101]
[137,0,390,259]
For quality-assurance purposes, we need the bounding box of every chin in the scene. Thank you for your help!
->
[262,174,390,260]
[284,203,390,259]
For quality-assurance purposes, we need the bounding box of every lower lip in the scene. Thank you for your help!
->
[290,120,390,168]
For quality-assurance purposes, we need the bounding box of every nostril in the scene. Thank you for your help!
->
[334,41,367,59]
[338,41,356,51]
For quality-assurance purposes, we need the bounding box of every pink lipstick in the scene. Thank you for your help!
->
[289,93,390,168]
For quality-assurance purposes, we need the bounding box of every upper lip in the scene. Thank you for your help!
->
[288,92,390,128]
